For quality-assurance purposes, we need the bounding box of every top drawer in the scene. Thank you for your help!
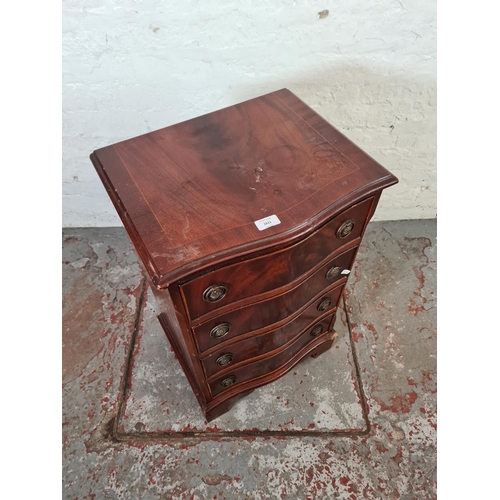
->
[180,196,374,320]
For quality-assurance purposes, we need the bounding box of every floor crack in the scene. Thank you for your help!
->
[343,293,371,435]
[112,276,148,440]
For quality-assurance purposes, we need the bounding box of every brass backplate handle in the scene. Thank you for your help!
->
[220,375,236,387]
[317,297,332,312]
[203,283,228,303]
[310,324,324,337]
[216,353,234,366]
[210,323,231,339]
[337,219,355,239]
[326,265,342,280]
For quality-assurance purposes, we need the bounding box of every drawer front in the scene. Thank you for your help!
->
[201,311,335,379]
[181,197,373,319]
[209,326,334,397]
[193,246,356,353]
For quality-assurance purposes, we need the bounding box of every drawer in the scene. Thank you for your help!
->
[209,324,334,397]
[181,197,373,319]
[193,246,355,353]
[201,310,335,379]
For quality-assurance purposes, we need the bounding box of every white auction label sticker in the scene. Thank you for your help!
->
[341,269,351,275]
[254,214,281,231]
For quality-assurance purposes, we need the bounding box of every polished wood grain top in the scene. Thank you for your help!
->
[91,88,398,286]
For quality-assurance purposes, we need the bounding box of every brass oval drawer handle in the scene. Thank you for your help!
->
[210,322,231,339]
[337,219,355,239]
[203,283,228,303]
[317,297,332,312]
[326,265,343,280]
[216,353,234,366]
[220,375,236,388]
[310,324,324,337]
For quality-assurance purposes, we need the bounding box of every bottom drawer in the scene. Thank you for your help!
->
[209,325,335,397]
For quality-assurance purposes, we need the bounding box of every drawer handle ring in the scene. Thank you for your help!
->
[317,297,332,312]
[220,375,236,388]
[203,283,228,303]
[216,353,234,366]
[310,324,324,337]
[210,322,231,339]
[337,219,355,239]
[326,265,343,280]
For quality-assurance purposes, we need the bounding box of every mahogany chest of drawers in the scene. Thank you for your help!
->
[90,89,398,421]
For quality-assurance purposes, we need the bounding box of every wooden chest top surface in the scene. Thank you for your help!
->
[91,88,397,286]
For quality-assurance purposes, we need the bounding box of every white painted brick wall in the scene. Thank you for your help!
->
[63,0,436,226]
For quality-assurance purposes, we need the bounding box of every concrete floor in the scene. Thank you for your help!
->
[62,219,436,499]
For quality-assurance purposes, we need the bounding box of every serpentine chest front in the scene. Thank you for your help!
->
[91,88,398,421]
